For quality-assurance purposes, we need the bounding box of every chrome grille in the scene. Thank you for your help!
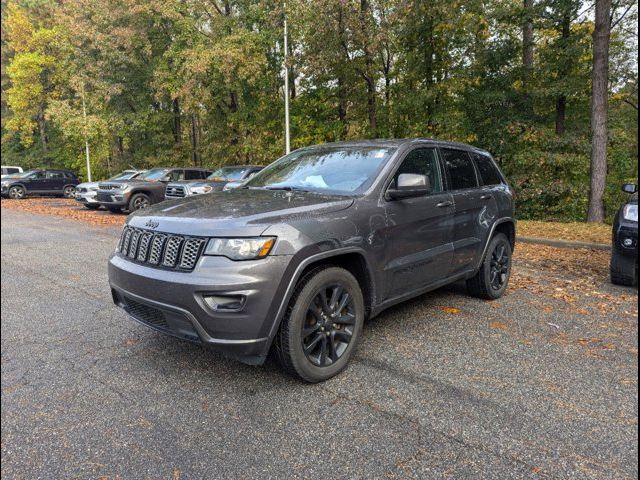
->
[165,185,186,198]
[118,227,204,271]
[99,183,122,190]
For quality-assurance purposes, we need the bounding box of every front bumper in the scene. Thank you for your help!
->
[614,224,638,257]
[97,190,130,207]
[75,191,99,204]
[108,252,293,364]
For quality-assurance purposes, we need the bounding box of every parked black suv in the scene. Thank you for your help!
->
[165,165,264,199]
[97,167,212,212]
[610,183,638,286]
[109,140,515,382]
[1,169,79,199]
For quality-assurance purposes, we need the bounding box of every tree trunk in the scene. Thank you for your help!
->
[189,113,200,166]
[172,98,181,144]
[587,0,611,223]
[522,0,534,69]
[37,111,48,152]
[555,95,567,135]
[555,10,571,136]
[360,0,377,136]
[522,0,535,115]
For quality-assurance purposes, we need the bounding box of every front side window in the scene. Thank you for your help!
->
[185,170,206,180]
[138,168,170,181]
[208,167,248,181]
[441,149,478,190]
[245,147,396,194]
[391,148,443,194]
[28,171,46,179]
[473,153,504,186]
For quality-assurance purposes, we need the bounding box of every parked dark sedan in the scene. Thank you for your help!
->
[165,165,263,199]
[97,167,212,213]
[1,169,79,199]
[610,183,638,286]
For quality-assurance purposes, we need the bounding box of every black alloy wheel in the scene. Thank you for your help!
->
[302,284,356,367]
[489,242,510,291]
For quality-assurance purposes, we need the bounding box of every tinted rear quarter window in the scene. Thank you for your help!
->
[441,149,478,190]
[473,153,504,186]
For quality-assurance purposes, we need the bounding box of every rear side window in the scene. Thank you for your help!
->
[185,169,205,180]
[441,149,478,190]
[47,171,65,179]
[473,153,504,186]
[6,167,20,174]
[392,148,443,193]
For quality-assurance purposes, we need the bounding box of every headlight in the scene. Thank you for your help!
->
[117,184,130,191]
[623,204,638,222]
[204,237,276,260]
[189,185,213,195]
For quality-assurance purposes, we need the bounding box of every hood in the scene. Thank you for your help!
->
[76,181,100,189]
[127,189,354,237]
[99,179,162,188]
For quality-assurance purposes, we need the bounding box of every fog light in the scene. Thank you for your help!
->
[623,238,634,247]
[203,294,245,312]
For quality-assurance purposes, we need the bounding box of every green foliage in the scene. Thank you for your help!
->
[1,0,637,222]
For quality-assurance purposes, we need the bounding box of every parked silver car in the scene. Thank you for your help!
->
[75,170,145,209]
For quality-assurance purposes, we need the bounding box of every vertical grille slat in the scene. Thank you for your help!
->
[127,230,142,259]
[179,238,206,270]
[162,236,184,267]
[117,227,205,272]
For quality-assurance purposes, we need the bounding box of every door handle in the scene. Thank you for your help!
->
[436,200,453,208]
[480,194,493,200]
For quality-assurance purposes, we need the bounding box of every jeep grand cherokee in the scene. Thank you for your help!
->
[108,139,516,382]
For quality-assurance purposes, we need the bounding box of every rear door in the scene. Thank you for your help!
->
[46,171,66,192]
[471,152,505,238]
[381,146,455,298]
[440,148,484,275]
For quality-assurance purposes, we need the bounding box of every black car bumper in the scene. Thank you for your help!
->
[108,252,293,364]
[614,224,638,257]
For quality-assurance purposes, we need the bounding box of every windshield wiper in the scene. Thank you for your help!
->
[263,185,310,192]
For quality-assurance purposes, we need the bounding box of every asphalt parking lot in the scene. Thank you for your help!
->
[1,207,638,479]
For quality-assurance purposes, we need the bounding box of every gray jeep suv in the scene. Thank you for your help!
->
[108,140,516,382]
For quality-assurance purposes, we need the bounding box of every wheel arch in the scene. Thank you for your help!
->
[474,218,516,272]
[266,247,377,352]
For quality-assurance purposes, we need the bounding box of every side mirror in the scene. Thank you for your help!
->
[386,174,430,200]
[622,183,638,194]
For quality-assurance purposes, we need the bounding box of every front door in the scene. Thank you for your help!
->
[380,147,454,299]
[23,171,48,192]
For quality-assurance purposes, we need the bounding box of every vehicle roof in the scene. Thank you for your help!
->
[303,138,492,155]
[216,165,264,169]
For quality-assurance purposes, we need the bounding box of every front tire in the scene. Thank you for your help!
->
[467,233,512,300]
[128,193,150,211]
[610,251,637,286]
[275,266,365,383]
[8,185,26,199]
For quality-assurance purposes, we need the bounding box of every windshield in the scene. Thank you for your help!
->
[244,147,395,194]
[137,168,169,181]
[109,171,140,181]
[207,167,247,180]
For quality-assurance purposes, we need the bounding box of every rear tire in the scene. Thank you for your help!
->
[62,185,76,198]
[610,251,637,286]
[128,193,150,211]
[274,266,364,383]
[467,233,512,300]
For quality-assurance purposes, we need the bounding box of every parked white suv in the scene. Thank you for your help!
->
[1,166,23,178]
